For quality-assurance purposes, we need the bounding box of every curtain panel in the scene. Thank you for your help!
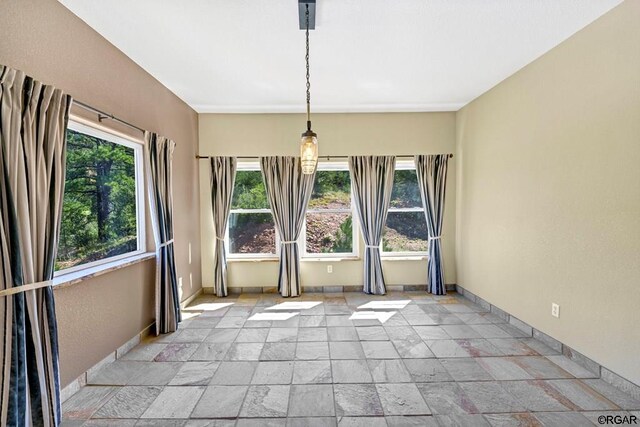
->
[0,65,71,426]
[348,156,396,295]
[415,154,450,295]
[144,132,180,334]
[210,157,237,297]
[260,156,315,297]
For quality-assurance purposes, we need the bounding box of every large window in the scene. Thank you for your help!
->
[382,162,429,254]
[56,121,145,272]
[304,164,356,257]
[227,165,277,257]
[227,163,356,259]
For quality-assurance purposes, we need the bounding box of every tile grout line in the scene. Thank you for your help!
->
[328,351,338,420]
[236,381,251,421]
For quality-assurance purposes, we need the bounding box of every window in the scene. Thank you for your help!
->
[227,164,278,257]
[227,162,356,259]
[382,161,429,254]
[304,164,356,257]
[56,121,145,273]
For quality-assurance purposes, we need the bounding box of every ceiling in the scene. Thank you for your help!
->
[59,0,622,113]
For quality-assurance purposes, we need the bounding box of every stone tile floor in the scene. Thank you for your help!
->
[62,291,640,426]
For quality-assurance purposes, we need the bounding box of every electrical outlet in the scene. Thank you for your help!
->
[551,303,560,318]
[327,265,333,273]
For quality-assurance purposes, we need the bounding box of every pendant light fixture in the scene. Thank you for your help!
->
[299,0,318,174]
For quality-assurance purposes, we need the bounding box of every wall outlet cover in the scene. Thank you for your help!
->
[551,303,560,318]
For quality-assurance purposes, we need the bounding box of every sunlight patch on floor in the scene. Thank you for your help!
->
[181,311,202,320]
[357,300,411,310]
[188,302,235,311]
[265,301,322,311]
[247,312,299,321]
[349,310,397,323]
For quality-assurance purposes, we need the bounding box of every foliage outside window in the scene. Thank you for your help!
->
[304,167,355,256]
[382,163,429,254]
[227,167,277,256]
[56,122,144,272]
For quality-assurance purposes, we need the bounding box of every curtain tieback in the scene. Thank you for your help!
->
[364,244,380,248]
[429,236,442,240]
[158,239,174,248]
[215,236,225,241]
[281,240,297,244]
[0,280,53,298]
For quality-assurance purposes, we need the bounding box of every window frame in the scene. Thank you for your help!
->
[54,119,146,276]
[381,160,428,257]
[302,161,359,259]
[226,162,280,260]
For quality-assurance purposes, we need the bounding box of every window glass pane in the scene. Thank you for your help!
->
[57,129,138,270]
[306,213,353,254]
[389,169,422,208]
[383,211,428,252]
[229,212,276,254]
[309,170,351,209]
[232,170,269,209]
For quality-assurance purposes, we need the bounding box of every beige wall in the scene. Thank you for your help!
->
[54,261,155,386]
[0,0,202,386]
[456,0,640,385]
[199,113,457,290]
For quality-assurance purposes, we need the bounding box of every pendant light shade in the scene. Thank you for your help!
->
[300,129,318,174]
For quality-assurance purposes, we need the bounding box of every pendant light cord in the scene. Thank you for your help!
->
[305,3,311,130]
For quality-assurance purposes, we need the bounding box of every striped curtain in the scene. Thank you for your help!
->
[415,154,450,295]
[260,157,315,297]
[210,157,237,297]
[348,156,396,295]
[0,65,71,426]
[144,132,180,334]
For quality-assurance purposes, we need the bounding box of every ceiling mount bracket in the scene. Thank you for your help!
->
[298,0,316,30]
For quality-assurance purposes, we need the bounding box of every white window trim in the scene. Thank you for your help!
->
[54,120,147,277]
[302,162,359,259]
[54,252,155,288]
[381,160,428,257]
[227,163,279,259]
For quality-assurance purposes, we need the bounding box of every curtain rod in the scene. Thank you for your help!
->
[73,100,146,134]
[196,154,453,160]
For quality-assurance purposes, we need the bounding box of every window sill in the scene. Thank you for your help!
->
[302,256,361,262]
[228,257,279,263]
[229,256,363,262]
[382,255,428,261]
[227,255,426,262]
[53,252,156,289]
